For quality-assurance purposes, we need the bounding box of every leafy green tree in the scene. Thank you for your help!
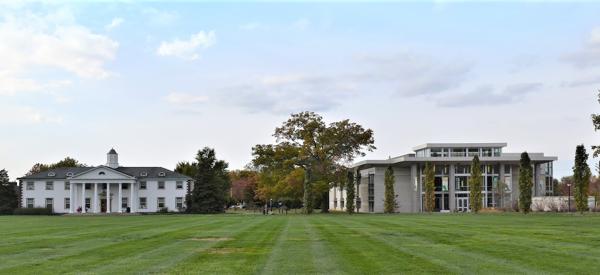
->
[345,171,355,214]
[424,162,435,213]
[469,155,483,213]
[384,166,396,213]
[252,112,375,214]
[591,91,600,157]
[181,147,230,213]
[573,145,591,213]
[26,157,87,176]
[0,169,18,215]
[519,152,533,214]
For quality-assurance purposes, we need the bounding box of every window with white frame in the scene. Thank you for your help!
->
[46,181,54,190]
[176,181,183,189]
[140,172,148,177]
[26,182,34,190]
[85,198,91,209]
[45,198,53,209]
[176,197,183,209]
[140,181,147,190]
[158,172,166,177]
[157,197,165,208]
[158,181,165,189]
[48,172,56,177]
[139,197,147,209]
[65,181,70,190]
[26,198,34,208]
[122,197,128,208]
[66,172,74,177]
[65,198,70,210]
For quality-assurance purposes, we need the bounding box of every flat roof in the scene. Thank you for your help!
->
[351,152,557,169]
[412,143,508,151]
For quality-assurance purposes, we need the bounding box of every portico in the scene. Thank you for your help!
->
[67,166,138,214]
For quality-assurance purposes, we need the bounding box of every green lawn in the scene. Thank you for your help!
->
[1,213,600,274]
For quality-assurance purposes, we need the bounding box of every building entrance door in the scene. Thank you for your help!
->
[101,199,106,213]
[457,197,469,212]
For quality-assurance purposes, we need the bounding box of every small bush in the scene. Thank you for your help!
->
[13,207,54,215]
[158,207,169,214]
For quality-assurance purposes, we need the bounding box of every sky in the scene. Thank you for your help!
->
[1,1,599,181]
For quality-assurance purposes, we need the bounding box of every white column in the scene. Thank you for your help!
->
[130,182,136,213]
[106,183,111,213]
[69,182,74,214]
[81,183,86,214]
[118,183,123,213]
[94,183,98,213]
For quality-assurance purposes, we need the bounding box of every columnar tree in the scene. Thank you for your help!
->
[178,147,230,213]
[573,145,591,213]
[345,171,355,214]
[424,162,435,213]
[252,112,375,214]
[384,165,396,213]
[519,152,533,214]
[591,91,600,157]
[469,155,482,213]
[0,169,18,215]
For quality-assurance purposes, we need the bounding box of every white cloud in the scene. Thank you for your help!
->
[164,92,209,104]
[0,106,63,124]
[437,82,543,107]
[104,17,123,31]
[157,31,216,60]
[0,7,119,95]
[562,27,600,68]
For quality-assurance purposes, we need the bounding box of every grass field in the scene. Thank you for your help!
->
[1,213,600,274]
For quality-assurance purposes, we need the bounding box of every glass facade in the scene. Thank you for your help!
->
[416,147,503,158]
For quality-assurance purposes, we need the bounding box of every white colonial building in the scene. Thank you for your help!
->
[18,149,192,214]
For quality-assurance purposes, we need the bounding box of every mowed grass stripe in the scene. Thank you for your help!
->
[369,214,600,274]
[0,216,226,274]
[311,215,449,274]
[341,215,530,274]
[90,216,269,274]
[168,216,285,274]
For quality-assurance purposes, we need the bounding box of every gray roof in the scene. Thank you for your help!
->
[18,166,191,180]
[412,143,508,151]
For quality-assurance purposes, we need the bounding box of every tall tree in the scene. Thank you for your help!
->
[252,112,375,214]
[26,157,87,176]
[469,155,483,213]
[424,162,435,213]
[182,147,230,213]
[573,145,591,213]
[384,166,395,213]
[591,91,600,157]
[519,152,533,214]
[0,169,18,215]
[345,171,355,214]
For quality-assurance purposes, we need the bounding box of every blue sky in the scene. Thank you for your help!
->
[1,1,599,180]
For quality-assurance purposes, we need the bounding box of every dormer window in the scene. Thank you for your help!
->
[158,172,166,177]
[140,172,148,177]
[66,172,74,177]
[99,171,106,176]
[48,172,56,177]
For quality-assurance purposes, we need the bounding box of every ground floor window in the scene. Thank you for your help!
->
[340,199,345,209]
[176,197,183,209]
[26,198,34,208]
[334,200,337,209]
[65,198,70,210]
[157,197,165,209]
[368,174,375,212]
[45,198,53,210]
[85,198,91,210]
[139,197,147,209]
[122,197,128,208]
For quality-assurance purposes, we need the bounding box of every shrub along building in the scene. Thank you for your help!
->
[18,149,192,214]
[330,143,557,213]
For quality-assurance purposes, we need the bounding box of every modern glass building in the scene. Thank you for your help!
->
[329,143,557,213]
